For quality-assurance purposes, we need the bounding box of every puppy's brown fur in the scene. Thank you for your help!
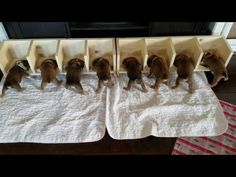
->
[3,60,30,94]
[201,51,228,87]
[65,58,84,93]
[147,55,170,90]
[93,57,113,93]
[172,54,195,93]
[122,57,147,92]
[39,59,62,90]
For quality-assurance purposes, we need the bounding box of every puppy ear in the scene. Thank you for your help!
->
[174,55,180,67]
[122,58,128,65]
[135,59,140,66]
[22,60,30,70]
[147,55,154,67]
[79,60,85,68]
[174,54,187,67]
[52,59,58,69]
[93,58,99,67]
[104,59,110,65]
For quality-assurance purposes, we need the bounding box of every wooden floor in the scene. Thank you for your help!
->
[0,55,235,155]
[206,54,236,104]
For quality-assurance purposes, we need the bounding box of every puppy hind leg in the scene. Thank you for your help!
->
[140,80,148,92]
[96,79,104,93]
[211,75,222,88]
[123,79,133,91]
[172,77,182,89]
[147,71,153,78]
[12,83,25,92]
[163,79,171,87]
[163,73,170,85]
[53,78,63,86]
[40,81,47,91]
[108,79,114,88]
[151,78,161,90]
[75,82,84,94]
[187,78,194,94]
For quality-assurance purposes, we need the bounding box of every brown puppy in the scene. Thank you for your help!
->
[93,57,113,93]
[147,55,170,90]
[122,57,147,92]
[172,54,195,93]
[201,51,228,87]
[65,58,84,93]
[39,59,62,90]
[3,60,30,93]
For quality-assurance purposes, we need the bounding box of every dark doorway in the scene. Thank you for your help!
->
[3,22,215,38]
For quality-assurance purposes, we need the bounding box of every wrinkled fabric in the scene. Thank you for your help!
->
[106,72,228,139]
[0,74,106,143]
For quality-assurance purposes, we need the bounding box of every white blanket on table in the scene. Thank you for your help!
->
[0,72,228,143]
[106,72,228,139]
[0,74,106,143]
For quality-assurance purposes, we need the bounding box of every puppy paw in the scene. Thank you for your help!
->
[96,89,102,93]
[150,85,157,90]
[123,87,130,91]
[224,77,229,81]
[188,89,194,94]
[17,87,26,92]
[142,88,148,93]
[39,87,44,91]
[79,90,84,95]
[108,83,114,88]
[82,90,89,95]
[171,86,178,89]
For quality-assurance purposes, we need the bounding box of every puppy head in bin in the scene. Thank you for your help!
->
[16,60,30,71]
[93,57,110,70]
[43,58,58,66]
[122,57,141,69]
[174,54,194,67]
[147,55,161,68]
[67,58,85,70]
[201,50,215,66]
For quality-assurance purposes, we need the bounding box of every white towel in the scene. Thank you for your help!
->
[0,72,228,143]
[106,72,228,139]
[0,74,106,143]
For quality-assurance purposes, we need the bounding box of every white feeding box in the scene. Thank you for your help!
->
[0,40,32,76]
[171,37,203,71]
[56,39,88,73]
[144,37,176,73]
[196,36,234,71]
[28,39,59,73]
[117,38,147,74]
[87,38,116,74]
